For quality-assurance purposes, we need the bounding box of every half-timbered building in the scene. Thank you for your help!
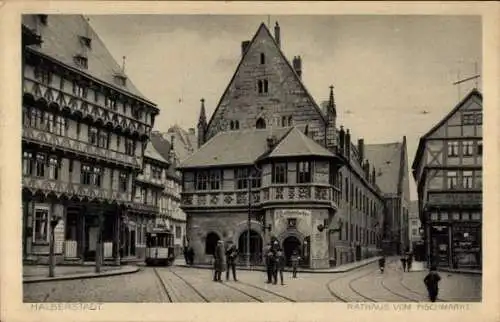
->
[178,22,391,268]
[412,89,482,269]
[21,15,158,264]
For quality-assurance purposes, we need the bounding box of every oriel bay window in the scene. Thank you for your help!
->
[195,170,222,191]
[272,162,287,184]
[297,161,312,183]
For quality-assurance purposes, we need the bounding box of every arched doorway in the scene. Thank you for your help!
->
[283,236,302,267]
[238,230,263,264]
[256,118,266,129]
[205,232,220,255]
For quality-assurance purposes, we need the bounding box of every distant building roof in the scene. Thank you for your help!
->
[144,141,169,165]
[22,15,152,104]
[149,132,181,181]
[179,126,339,169]
[264,127,335,159]
[364,142,403,195]
[166,125,197,162]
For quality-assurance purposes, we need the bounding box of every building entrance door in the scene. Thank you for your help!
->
[238,230,263,264]
[283,236,301,266]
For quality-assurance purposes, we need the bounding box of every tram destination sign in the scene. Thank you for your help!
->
[428,193,482,206]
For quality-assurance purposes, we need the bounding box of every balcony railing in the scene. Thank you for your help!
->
[22,126,141,168]
[180,184,340,209]
[22,176,131,203]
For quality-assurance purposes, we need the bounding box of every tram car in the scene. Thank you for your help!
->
[145,227,175,266]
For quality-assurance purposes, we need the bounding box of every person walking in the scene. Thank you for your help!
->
[213,240,226,282]
[401,252,408,272]
[378,255,386,273]
[424,266,442,302]
[290,249,301,278]
[273,247,285,285]
[264,242,274,284]
[225,243,238,281]
[406,249,413,272]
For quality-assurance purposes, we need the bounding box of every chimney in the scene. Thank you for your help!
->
[363,160,370,179]
[293,56,302,78]
[188,128,195,135]
[358,139,364,164]
[274,22,281,48]
[241,40,251,56]
[372,167,376,184]
[267,135,277,149]
[169,135,176,163]
[345,129,351,159]
[339,126,345,155]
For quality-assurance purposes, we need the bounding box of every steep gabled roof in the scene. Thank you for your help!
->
[144,141,169,165]
[178,127,291,169]
[263,127,335,159]
[205,22,327,134]
[412,88,483,172]
[22,15,153,105]
[364,141,403,195]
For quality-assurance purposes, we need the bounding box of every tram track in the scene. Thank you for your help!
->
[235,281,297,302]
[152,267,173,303]
[325,266,379,302]
[167,268,211,302]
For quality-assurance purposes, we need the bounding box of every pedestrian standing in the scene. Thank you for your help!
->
[264,242,273,283]
[273,248,285,285]
[401,253,408,272]
[290,250,301,278]
[378,255,386,273]
[213,240,226,282]
[225,243,238,281]
[407,250,413,272]
[424,265,441,302]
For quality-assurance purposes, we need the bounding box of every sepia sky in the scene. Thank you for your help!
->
[88,15,482,200]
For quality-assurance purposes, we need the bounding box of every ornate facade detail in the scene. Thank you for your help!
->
[223,193,233,204]
[315,186,328,200]
[263,188,270,201]
[236,192,247,204]
[210,193,219,205]
[251,191,260,204]
[198,194,207,206]
[182,194,193,205]
[288,186,295,199]
[298,186,310,199]
[275,187,284,200]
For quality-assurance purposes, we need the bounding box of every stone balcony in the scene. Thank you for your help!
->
[180,183,340,210]
[22,126,141,168]
[22,176,131,203]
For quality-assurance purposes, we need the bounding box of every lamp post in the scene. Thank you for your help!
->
[246,166,261,268]
[95,212,105,273]
[48,212,62,278]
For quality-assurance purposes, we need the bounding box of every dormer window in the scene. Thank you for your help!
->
[79,36,92,49]
[114,75,127,87]
[74,54,88,69]
[38,15,48,25]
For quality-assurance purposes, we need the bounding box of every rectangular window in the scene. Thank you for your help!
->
[175,226,181,239]
[235,168,249,190]
[297,161,312,183]
[345,178,349,201]
[81,164,101,187]
[462,113,476,125]
[54,116,66,136]
[477,140,483,156]
[446,171,458,189]
[35,153,45,177]
[119,172,128,192]
[447,141,459,157]
[98,131,108,149]
[272,163,287,184]
[48,157,59,180]
[81,165,92,185]
[476,113,483,125]
[73,82,86,98]
[475,170,482,189]
[23,152,34,176]
[89,127,98,145]
[209,170,221,190]
[34,208,49,243]
[462,141,474,157]
[125,139,135,156]
[44,113,54,132]
[463,171,473,189]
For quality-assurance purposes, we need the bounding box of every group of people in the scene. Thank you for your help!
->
[264,240,301,285]
[400,248,414,272]
[212,240,239,282]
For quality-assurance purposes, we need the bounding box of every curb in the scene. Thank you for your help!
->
[175,257,381,274]
[23,266,141,284]
[437,268,482,276]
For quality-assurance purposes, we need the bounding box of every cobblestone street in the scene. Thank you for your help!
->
[23,261,481,303]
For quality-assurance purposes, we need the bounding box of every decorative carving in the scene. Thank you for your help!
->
[182,194,193,206]
[276,187,284,200]
[210,193,219,205]
[236,192,247,204]
[263,188,270,201]
[315,186,328,200]
[252,191,260,204]
[298,186,310,199]
[288,186,295,199]
[198,194,207,205]
[223,193,233,204]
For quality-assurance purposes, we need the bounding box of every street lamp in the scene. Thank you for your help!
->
[246,166,261,268]
[48,211,62,278]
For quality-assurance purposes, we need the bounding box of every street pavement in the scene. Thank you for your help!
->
[23,260,481,303]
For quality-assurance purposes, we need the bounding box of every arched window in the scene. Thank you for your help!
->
[263,80,268,93]
[230,120,234,130]
[258,80,263,93]
[205,232,220,255]
[256,117,266,129]
[260,53,265,65]
[235,120,239,129]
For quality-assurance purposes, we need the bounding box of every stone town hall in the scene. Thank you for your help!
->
[178,22,411,269]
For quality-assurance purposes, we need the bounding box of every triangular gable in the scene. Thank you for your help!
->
[266,127,334,159]
[205,22,326,140]
[423,89,482,139]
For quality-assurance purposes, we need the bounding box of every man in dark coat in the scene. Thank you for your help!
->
[225,243,238,281]
[424,266,442,302]
[213,240,226,282]
[263,242,273,283]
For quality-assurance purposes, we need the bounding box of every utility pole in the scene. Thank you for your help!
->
[453,61,481,99]
[246,174,252,268]
[48,204,62,278]
[95,211,104,273]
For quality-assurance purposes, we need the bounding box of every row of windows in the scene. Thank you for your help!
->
[338,221,381,245]
[339,172,379,219]
[31,67,150,123]
[135,186,161,206]
[23,107,67,136]
[429,211,481,222]
[271,162,313,184]
[462,112,482,126]
[447,140,482,157]
[22,151,130,191]
[235,168,261,189]
[445,170,482,189]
